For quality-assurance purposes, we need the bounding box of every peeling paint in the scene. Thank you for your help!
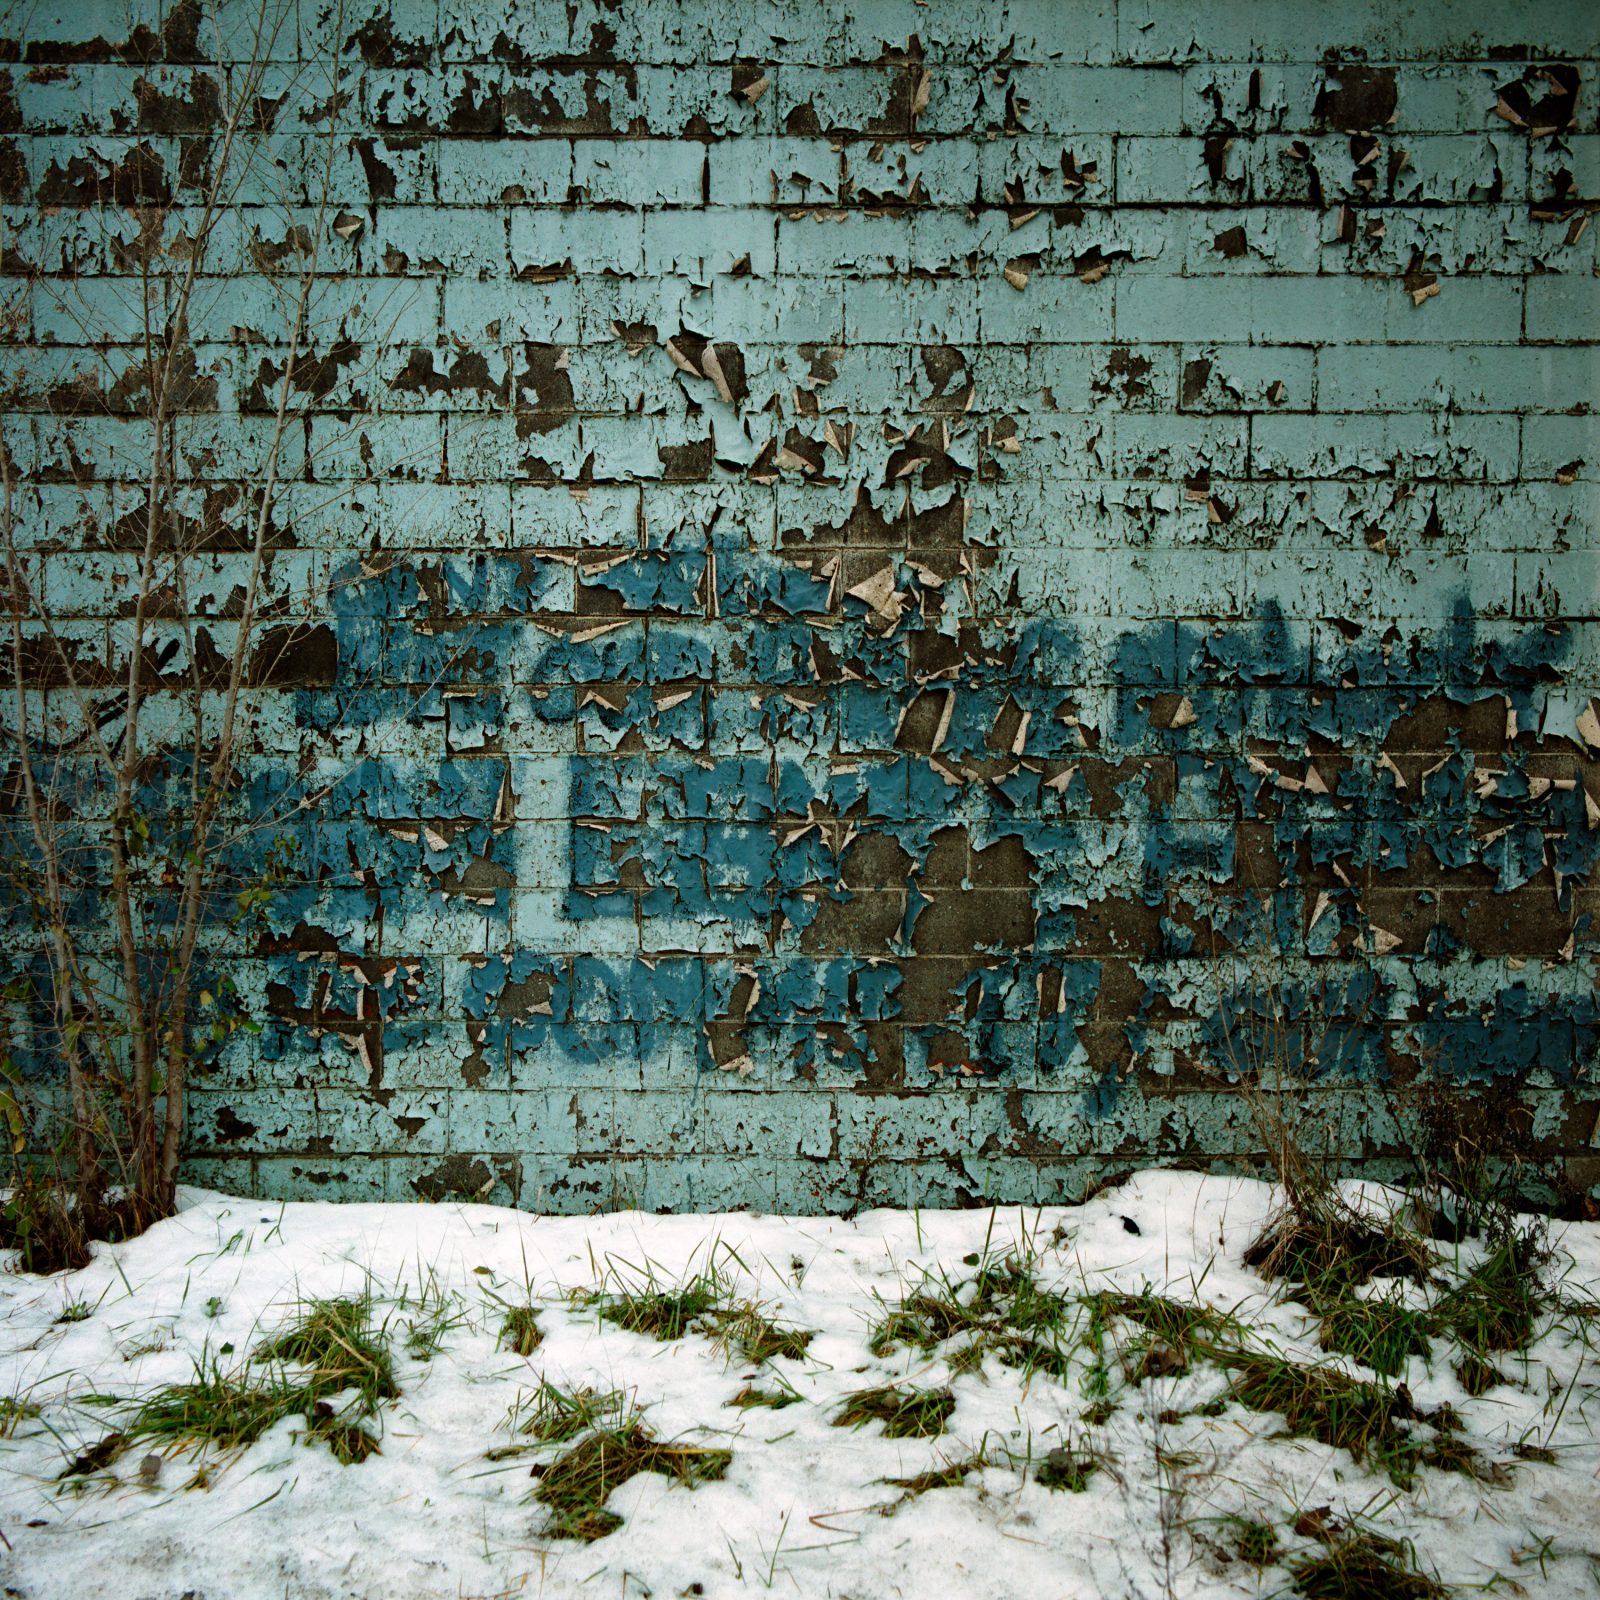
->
[2,0,1598,1213]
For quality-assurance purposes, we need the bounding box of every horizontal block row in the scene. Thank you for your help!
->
[10,195,1596,285]
[3,130,1589,212]
[7,475,1596,560]
[9,421,1594,507]
[8,0,1596,67]
[14,272,1599,351]
[8,337,1598,420]
[11,60,1599,142]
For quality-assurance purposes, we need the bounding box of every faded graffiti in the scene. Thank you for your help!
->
[1,0,1597,1211]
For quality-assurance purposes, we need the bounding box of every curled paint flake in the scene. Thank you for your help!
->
[847,564,904,625]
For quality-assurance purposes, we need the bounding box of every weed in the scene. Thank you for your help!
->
[833,1384,955,1439]
[402,1274,467,1362]
[532,1418,732,1542]
[1289,1530,1448,1599]
[587,1259,724,1342]
[1452,1353,1504,1396]
[0,1393,42,1439]
[85,1351,307,1472]
[727,1383,801,1411]
[55,1296,93,1325]
[1226,1353,1414,1481]
[710,1303,814,1365]
[1441,1226,1545,1356]
[1317,1293,1435,1378]
[513,1381,627,1443]
[498,1305,542,1358]
[256,1295,398,1411]
[1034,1442,1100,1493]
[1226,1517,1279,1566]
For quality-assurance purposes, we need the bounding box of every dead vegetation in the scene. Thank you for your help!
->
[833,1383,956,1439]
[1289,1529,1450,1600]
[708,1303,815,1364]
[497,1305,543,1357]
[66,1295,400,1480]
[6,1117,1573,1595]
[870,1249,1074,1378]
[530,1410,731,1542]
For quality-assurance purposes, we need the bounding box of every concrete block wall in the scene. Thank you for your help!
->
[2,0,1598,1210]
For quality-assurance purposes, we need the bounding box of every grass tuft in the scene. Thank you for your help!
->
[70,1298,404,1480]
[1415,1433,1506,1484]
[870,1253,1073,1380]
[880,1450,989,1513]
[709,1303,814,1364]
[532,1418,732,1542]
[1455,1350,1507,1396]
[401,1275,467,1362]
[833,1383,955,1439]
[1082,1291,1240,1384]
[0,1394,42,1439]
[1034,1442,1100,1493]
[1440,1227,1544,1356]
[512,1381,627,1443]
[499,1305,543,1358]
[586,1258,725,1342]
[307,1406,382,1465]
[58,1431,127,1478]
[256,1295,398,1411]
[1246,1209,1431,1291]
[1226,1353,1414,1480]
[1228,1517,1280,1567]
[78,1353,306,1475]
[1289,1530,1449,1599]
[1317,1293,1434,1378]
[80,1298,403,1480]
[726,1383,801,1411]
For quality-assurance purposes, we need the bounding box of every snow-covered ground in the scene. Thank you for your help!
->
[2,1171,1597,1599]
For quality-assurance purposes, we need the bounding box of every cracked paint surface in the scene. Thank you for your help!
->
[2,0,1598,1211]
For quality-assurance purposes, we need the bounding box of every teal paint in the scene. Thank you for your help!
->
[2,0,1598,1211]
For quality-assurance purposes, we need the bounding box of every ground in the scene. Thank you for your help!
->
[1,1171,1597,1599]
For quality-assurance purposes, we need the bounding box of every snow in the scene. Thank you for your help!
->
[1,1170,1597,1599]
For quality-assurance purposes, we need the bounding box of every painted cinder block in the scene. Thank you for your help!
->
[3,0,1597,1213]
